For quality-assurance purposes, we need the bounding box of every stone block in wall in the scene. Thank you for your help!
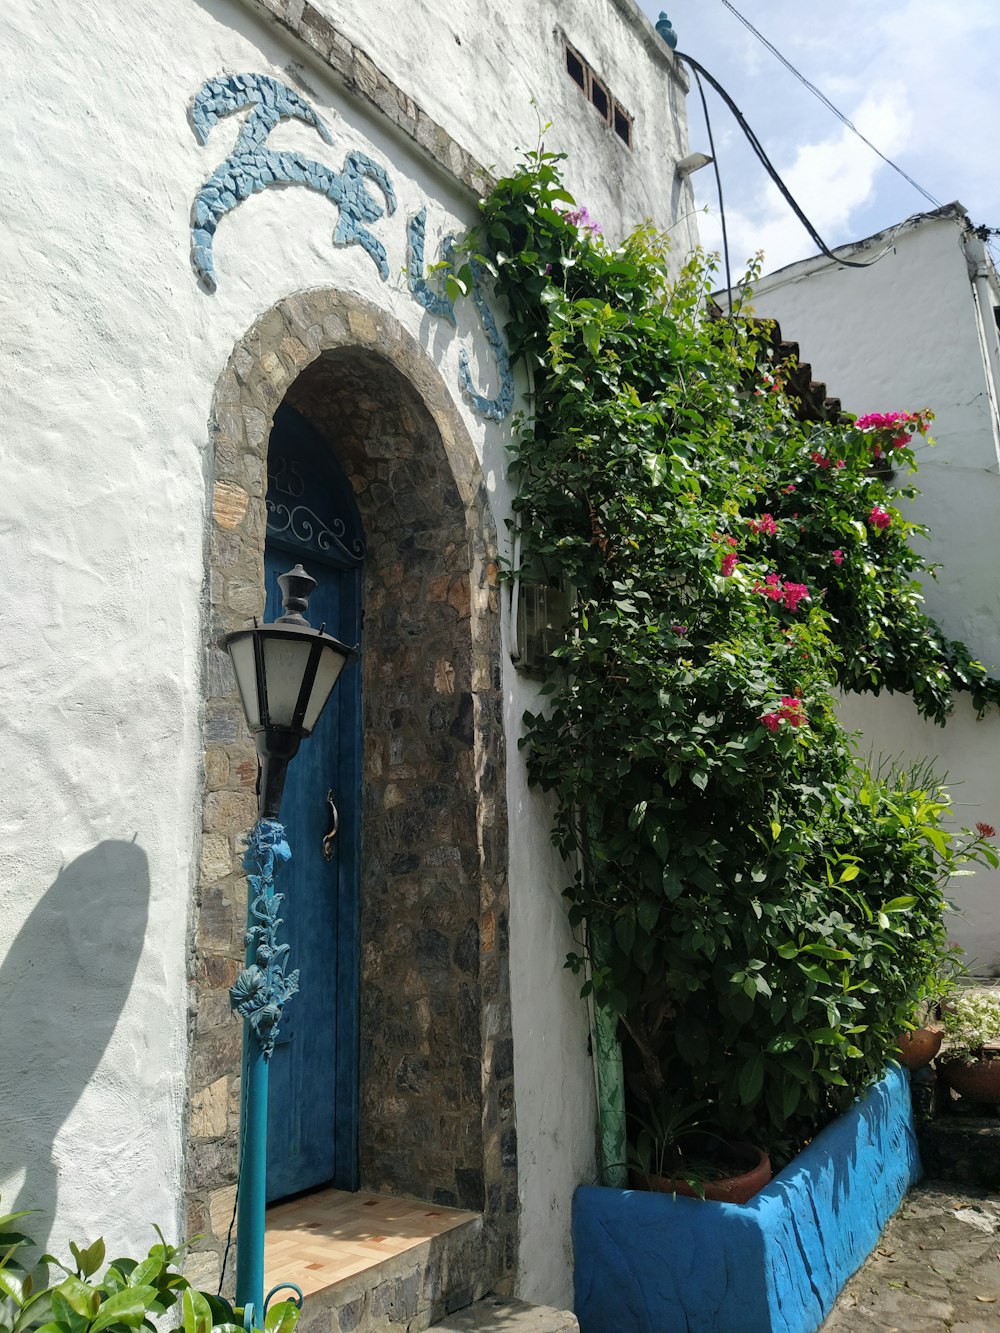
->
[190,1076,229,1139]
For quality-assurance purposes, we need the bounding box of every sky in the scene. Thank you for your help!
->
[636,0,1000,276]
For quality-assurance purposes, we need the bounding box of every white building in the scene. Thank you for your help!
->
[748,206,1000,974]
[0,0,700,1323]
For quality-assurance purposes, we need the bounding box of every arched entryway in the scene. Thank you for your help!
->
[186,289,515,1298]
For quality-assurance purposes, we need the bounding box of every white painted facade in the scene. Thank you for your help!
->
[748,210,1000,973]
[0,0,698,1309]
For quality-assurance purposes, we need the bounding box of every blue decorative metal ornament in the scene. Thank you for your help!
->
[656,12,678,49]
[229,819,297,1060]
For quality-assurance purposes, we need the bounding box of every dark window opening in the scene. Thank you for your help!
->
[590,75,610,122]
[563,39,632,149]
[566,45,586,92]
[613,102,632,147]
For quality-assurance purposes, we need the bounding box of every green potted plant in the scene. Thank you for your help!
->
[626,1099,771,1204]
[938,988,1000,1102]
[896,943,964,1071]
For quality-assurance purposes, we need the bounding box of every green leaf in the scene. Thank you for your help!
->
[0,1268,28,1305]
[797,962,832,985]
[179,1287,213,1333]
[738,1053,765,1104]
[91,1287,159,1333]
[54,1277,101,1320]
[650,826,670,863]
[838,865,860,883]
[264,1301,300,1333]
[614,911,636,954]
[71,1239,105,1280]
[637,898,660,934]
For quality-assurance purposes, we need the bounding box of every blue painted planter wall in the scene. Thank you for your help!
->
[573,1064,920,1333]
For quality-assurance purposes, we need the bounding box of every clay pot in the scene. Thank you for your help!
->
[938,1055,1000,1103]
[633,1142,772,1205]
[896,1026,943,1071]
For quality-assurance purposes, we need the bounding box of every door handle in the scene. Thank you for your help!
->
[322,789,339,860]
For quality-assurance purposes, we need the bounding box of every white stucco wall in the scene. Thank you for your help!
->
[315,0,699,256]
[1,0,698,1306]
[748,214,1000,972]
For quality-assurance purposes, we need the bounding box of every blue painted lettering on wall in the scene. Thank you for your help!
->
[405,212,513,422]
[406,208,457,325]
[191,74,395,287]
[190,74,514,423]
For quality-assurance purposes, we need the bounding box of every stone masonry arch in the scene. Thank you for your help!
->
[186,289,515,1296]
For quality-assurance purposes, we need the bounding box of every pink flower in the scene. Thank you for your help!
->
[868,505,891,531]
[721,552,739,577]
[855,411,909,432]
[832,549,844,566]
[779,695,806,726]
[809,451,830,469]
[753,573,784,602]
[784,484,796,494]
[752,573,810,612]
[761,696,807,732]
[782,582,809,612]
[748,513,778,536]
[671,624,688,636]
[834,459,845,469]
[564,205,602,237]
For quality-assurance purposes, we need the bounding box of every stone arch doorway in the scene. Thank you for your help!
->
[189,290,516,1292]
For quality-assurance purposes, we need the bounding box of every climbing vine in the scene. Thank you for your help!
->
[469,150,999,1146]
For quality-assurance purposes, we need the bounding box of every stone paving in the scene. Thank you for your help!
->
[822,1180,1000,1331]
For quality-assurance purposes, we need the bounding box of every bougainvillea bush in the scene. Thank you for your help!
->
[464,150,999,1149]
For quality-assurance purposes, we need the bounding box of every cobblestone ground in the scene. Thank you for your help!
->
[822,1180,1000,1331]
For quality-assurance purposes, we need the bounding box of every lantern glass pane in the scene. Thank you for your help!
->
[227,635,261,729]
[302,643,349,733]
[262,636,315,727]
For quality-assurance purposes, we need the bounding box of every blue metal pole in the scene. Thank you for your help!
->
[229,819,297,1328]
[235,1017,268,1322]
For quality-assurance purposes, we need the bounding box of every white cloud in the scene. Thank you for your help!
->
[650,0,1000,271]
[697,88,913,272]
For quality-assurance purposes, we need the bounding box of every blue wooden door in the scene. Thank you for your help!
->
[263,404,363,1201]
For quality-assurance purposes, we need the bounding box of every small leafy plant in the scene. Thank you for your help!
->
[626,1099,710,1181]
[0,1199,298,1333]
[941,990,1000,1064]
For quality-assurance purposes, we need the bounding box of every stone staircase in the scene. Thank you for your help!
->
[431,1296,579,1331]
[916,1064,1000,1188]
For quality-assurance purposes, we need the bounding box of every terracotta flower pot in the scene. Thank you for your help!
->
[633,1142,772,1204]
[896,1026,943,1071]
[938,1055,1000,1103]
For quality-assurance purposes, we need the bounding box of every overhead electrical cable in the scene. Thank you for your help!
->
[717,0,943,211]
[689,63,733,310]
[675,51,898,271]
